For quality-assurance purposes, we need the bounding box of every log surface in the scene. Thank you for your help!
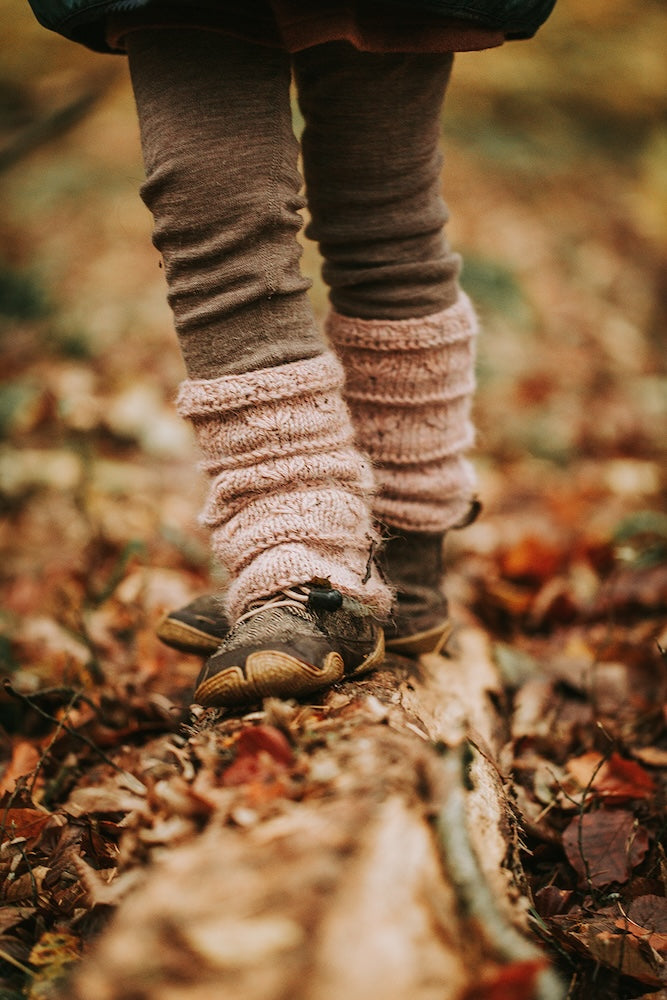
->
[70,630,565,1000]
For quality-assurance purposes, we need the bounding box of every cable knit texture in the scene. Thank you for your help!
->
[177,352,392,621]
[326,294,478,532]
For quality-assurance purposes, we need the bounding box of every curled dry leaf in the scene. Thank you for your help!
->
[2,865,50,904]
[235,724,294,765]
[562,810,650,888]
[566,751,655,802]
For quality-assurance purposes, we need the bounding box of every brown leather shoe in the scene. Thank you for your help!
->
[156,595,230,655]
[157,535,450,660]
[379,530,452,657]
[193,584,384,708]
[158,505,480,662]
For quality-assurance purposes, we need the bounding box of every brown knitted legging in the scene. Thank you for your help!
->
[126,30,476,613]
[126,30,460,378]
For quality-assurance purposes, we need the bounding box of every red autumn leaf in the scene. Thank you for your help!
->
[563,810,650,887]
[464,960,548,1000]
[222,725,294,788]
[222,754,266,787]
[235,725,294,765]
[566,752,655,802]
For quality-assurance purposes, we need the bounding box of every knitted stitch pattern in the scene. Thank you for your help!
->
[177,352,392,621]
[326,294,478,533]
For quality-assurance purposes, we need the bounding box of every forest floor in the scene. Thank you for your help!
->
[1,1,666,997]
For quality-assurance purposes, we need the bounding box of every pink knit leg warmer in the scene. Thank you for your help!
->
[176,352,393,622]
[326,294,478,534]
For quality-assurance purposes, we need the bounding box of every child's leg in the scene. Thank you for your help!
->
[294,43,478,652]
[126,29,320,379]
[127,30,391,703]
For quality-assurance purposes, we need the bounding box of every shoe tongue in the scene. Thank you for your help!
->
[232,601,314,645]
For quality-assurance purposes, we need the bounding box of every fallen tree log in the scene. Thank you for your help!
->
[67,628,565,1000]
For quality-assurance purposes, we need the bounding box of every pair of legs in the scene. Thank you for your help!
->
[126,29,478,704]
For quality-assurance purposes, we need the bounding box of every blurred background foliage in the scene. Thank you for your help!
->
[0,0,665,599]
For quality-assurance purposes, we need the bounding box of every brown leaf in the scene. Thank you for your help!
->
[580,928,663,987]
[221,726,296,803]
[563,810,650,887]
[222,725,294,786]
[0,740,41,795]
[615,896,667,954]
[630,896,667,934]
[0,907,36,933]
[0,807,52,847]
[2,865,49,903]
[533,885,574,918]
[566,752,655,802]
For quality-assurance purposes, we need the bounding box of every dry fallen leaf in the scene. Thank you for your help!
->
[615,895,667,954]
[562,810,650,888]
[0,740,41,795]
[235,724,294,765]
[566,751,655,802]
[221,725,296,799]
[578,927,664,987]
[463,959,548,1000]
[533,885,574,918]
[0,807,53,848]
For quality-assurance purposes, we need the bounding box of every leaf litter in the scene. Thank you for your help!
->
[1,0,667,997]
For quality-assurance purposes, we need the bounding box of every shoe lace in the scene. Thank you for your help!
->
[235,586,313,626]
[236,584,343,626]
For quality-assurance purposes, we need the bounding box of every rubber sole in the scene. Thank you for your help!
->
[385,619,453,657]
[194,629,385,708]
[156,615,224,655]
